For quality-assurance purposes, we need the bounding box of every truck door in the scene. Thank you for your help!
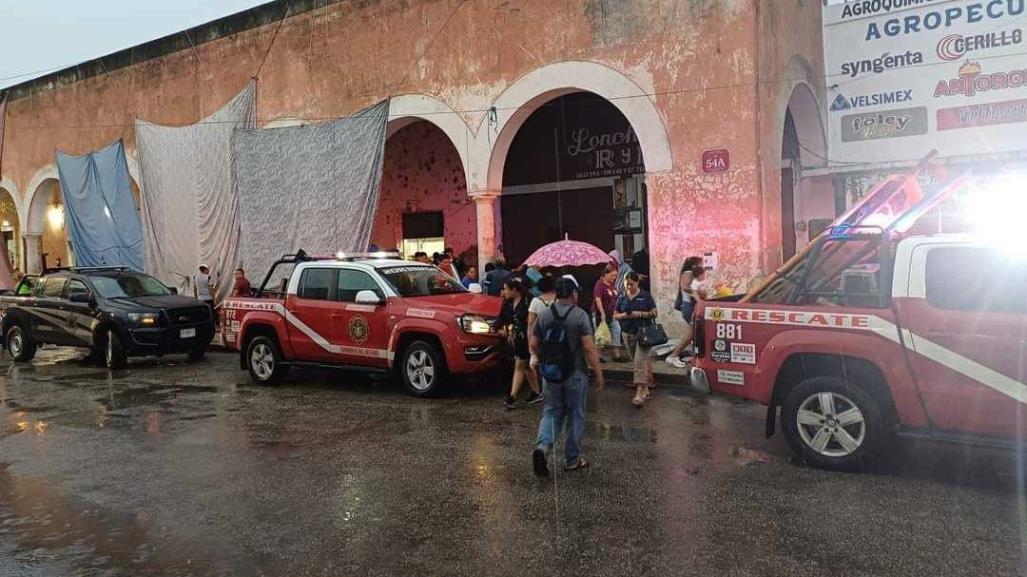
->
[33,277,73,345]
[898,244,1027,438]
[285,267,339,362]
[61,279,96,346]
[331,268,389,368]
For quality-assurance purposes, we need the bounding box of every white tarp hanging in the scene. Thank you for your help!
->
[234,100,389,278]
[135,82,255,300]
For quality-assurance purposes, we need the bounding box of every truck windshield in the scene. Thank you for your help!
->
[378,266,466,297]
[91,274,173,299]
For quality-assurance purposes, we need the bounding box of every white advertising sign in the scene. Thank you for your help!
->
[824,0,1027,163]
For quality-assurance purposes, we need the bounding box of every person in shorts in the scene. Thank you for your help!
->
[496,277,541,409]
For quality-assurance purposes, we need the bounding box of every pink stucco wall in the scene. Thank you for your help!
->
[370,121,475,256]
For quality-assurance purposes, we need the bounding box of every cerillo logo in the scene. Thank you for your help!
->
[840,50,923,78]
[710,308,725,320]
[934,60,1027,97]
[936,29,1022,61]
[829,90,914,112]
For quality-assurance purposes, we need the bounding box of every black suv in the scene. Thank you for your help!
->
[0,267,215,369]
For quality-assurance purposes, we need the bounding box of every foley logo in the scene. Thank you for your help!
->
[829,90,914,112]
[841,106,928,142]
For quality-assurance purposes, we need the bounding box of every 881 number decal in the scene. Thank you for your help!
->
[715,323,743,340]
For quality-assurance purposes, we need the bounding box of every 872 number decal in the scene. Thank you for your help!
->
[715,323,743,340]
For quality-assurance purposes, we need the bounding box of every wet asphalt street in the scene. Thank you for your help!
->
[0,349,1024,577]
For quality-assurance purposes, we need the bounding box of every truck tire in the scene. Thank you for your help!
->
[781,376,884,471]
[399,340,446,397]
[246,335,289,385]
[5,324,36,362]
[105,329,128,370]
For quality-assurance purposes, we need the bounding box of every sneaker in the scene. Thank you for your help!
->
[533,447,550,477]
[525,392,544,405]
[665,355,682,367]
[504,396,517,410]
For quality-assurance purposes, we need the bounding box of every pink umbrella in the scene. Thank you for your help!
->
[523,236,613,268]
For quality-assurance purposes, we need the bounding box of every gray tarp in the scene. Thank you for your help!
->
[0,95,11,289]
[135,83,255,301]
[234,100,389,278]
[56,140,143,270]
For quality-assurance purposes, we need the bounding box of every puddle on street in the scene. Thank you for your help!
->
[0,464,234,577]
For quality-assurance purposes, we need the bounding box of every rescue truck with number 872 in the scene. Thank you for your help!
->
[689,157,1027,470]
[221,251,504,396]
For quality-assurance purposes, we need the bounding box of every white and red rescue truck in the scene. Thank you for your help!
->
[221,251,503,396]
[690,159,1027,469]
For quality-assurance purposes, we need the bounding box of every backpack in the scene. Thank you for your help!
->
[539,304,578,383]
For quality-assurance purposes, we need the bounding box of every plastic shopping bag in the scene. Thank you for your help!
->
[595,321,612,347]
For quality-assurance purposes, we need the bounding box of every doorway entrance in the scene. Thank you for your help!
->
[499,92,648,296]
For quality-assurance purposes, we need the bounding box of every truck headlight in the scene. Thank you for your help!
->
[460,314,496,335]
[127,313,159,326]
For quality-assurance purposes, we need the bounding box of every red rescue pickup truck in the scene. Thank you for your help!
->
[222,251,504,396]
[690,167,1027,469]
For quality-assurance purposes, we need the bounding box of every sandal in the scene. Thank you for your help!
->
[632,396,645,407]
[564,457,590,471]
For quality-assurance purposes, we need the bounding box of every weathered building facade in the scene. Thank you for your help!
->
[0,0,827,327]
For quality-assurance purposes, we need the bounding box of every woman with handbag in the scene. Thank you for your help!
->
[614,272,661,407]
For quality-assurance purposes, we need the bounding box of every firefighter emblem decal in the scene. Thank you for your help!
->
[348,315,370,344]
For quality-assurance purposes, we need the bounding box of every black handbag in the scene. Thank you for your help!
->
[637,319,668,348]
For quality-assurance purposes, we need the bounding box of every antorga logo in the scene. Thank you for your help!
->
[830,90,914,112]
[934,60,1027,97]
[936,29,1022,61]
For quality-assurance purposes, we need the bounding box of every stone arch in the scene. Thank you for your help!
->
[388,94,473,192]
[484,60,673,192]
[24,164,60,236]
[0,178,22,272]
[785,81,827,170]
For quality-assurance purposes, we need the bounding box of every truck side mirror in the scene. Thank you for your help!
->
[169,287,178,295]
[69,293,94,305]
[354,290,383,305]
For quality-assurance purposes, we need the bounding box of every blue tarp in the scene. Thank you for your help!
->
[56,140,143,270]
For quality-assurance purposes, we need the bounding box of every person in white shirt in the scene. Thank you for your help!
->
[666,257,706,368]
[194,264,215,317]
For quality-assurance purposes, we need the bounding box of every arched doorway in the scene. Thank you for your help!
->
[499,91,649,296]
[781,83,830,261]
[27,178,70,272]
[0,186,20,275]
[371,119,472,265]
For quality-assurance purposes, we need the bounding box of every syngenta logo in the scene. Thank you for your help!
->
[829,90,914,112]
[936,29,1023,60]
[840,51,924,78]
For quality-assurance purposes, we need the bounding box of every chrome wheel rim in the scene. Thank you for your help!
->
[8,328,22,357]
[251,343,274,381]
[406,350,435,391]
[796,391,866,458]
